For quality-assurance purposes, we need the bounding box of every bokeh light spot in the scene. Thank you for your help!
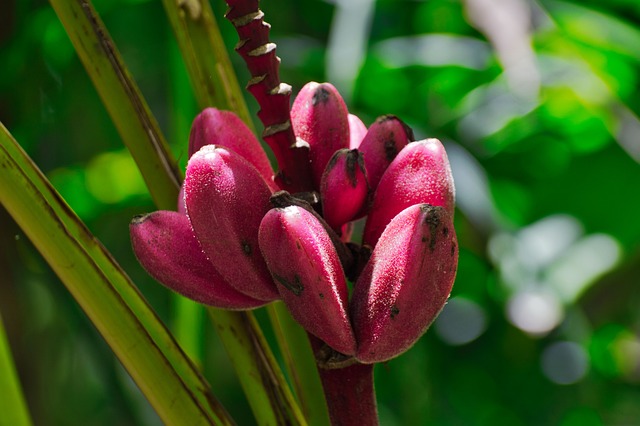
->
[507,289,563,336]
[435,297,487,345]
[86,150,147,204]
[590,324,640,382]
[541,341,589,385]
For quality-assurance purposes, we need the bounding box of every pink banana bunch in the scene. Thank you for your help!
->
[130,81,457,364]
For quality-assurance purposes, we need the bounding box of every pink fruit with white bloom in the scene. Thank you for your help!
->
[363,139,455,248]
[352,203,458,363]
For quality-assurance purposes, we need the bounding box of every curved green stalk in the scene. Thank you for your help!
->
[0,311,32,426]
[268,303,330,426]
[0,123,233,426]
[210,309,307,425]
[161,0,254,128]
[48,0,182,211]
[167,35,206,367]
[172,296,206,367]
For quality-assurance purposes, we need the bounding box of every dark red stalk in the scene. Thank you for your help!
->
[310,336,379,426]
[318,364,378,426]
[225,0,313,192]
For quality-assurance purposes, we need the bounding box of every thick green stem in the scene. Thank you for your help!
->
[0,123,233,425]
[49,0,182,211]
[167,36,206,367]
[0,310,32,426]
[268,302,330,426]
[50,0,306,422]
[172,295,206,367]
[161,1,322,422]
[161,0,254,127]
[209,309,307,425]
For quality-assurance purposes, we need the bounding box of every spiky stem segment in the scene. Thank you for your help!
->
[310,336,379,426]
[224,0,313,192]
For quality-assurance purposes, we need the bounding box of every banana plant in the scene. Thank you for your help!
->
[0,0,458,424]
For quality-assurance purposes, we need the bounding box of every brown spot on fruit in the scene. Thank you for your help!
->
[390,305,400,319]
[312,87,330,105]
[384,139,398,161]
[345,150,362,187]
[422,207,441,252]
[274,273,304,296]
[242,241,252,255]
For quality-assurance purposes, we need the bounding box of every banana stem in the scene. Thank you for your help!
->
[317,363,378,426]
[309,336,379,426]
[224,0,313,192]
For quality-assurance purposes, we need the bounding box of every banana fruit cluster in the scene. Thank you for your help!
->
[130,82,458,364]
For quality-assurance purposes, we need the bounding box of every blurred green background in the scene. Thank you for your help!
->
[1,0,640,424]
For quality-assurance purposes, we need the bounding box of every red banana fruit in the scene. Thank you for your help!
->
[259,205,357,355]
[320,149,369,231]
[291,82,350,189]
[363,139,455,247]
[348,113,368,149]
[130,211,265,309]
[358,114,414,193]
[188,107,276,190]
[184,145,279,301]
[352,203,458,363]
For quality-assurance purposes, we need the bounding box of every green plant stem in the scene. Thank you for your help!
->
[0,123,233,426]
[268,303,330,426]
[167,35,206,367]
[161,0,254,128]
[0,310,32,426]
[209,308,307,425]
[172,296,206,367]
[49,0,182,211]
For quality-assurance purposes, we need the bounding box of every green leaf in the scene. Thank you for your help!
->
[0,311,32,426]
[210,309,308,426]
[48,0,182,211]
[0,122,233,426]
[541,0,640,61]
[268,302,330,426]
